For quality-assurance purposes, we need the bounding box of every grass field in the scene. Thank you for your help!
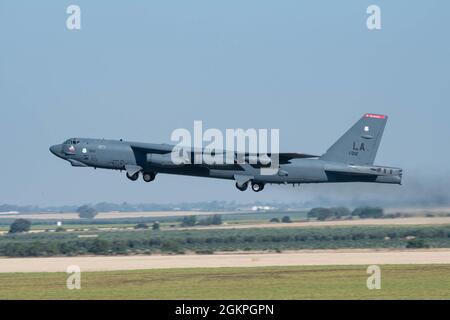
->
[1,264,449,299]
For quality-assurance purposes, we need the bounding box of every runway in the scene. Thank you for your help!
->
[1,249,450,273]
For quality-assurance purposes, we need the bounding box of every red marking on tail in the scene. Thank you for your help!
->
[364,113,386,119]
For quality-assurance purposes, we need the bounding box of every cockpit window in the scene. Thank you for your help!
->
[64,138,80,145]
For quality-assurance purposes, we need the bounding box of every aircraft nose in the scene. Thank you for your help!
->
[49,144,62,157]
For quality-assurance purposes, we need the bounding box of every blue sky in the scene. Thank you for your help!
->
[1,1,449,205]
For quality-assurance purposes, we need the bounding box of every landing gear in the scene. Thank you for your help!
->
[235,182,249,191]
[142,172,156,182]
[251,182,265,192]
[126,170,156,182]
[126,172,139,181]
[235,181,265,192]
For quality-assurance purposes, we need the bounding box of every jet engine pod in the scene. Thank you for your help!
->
[146,153,186,167]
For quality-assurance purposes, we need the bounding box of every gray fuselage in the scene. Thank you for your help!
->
[49,137,402,190]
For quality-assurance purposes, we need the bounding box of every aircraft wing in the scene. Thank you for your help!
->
[129,142,174,155]
[130,142,318,165]
[237,152,318,165]
[277,153,319,164]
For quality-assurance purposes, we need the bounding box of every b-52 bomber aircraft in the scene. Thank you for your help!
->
[50,113,402,192]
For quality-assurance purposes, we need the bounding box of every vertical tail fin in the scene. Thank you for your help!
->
[320,113,387,165]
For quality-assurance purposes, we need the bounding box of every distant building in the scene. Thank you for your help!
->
[0,211,19,215]
[251,206,276,212]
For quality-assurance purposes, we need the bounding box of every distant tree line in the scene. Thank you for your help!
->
[307,207,384,221]
[0,224,446,257]
[133,222,160,230]
[181,215,222,227]
[77,205,98,219]
[8,219,31,234]
[1,201,358,214]
[270,216,292,223]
